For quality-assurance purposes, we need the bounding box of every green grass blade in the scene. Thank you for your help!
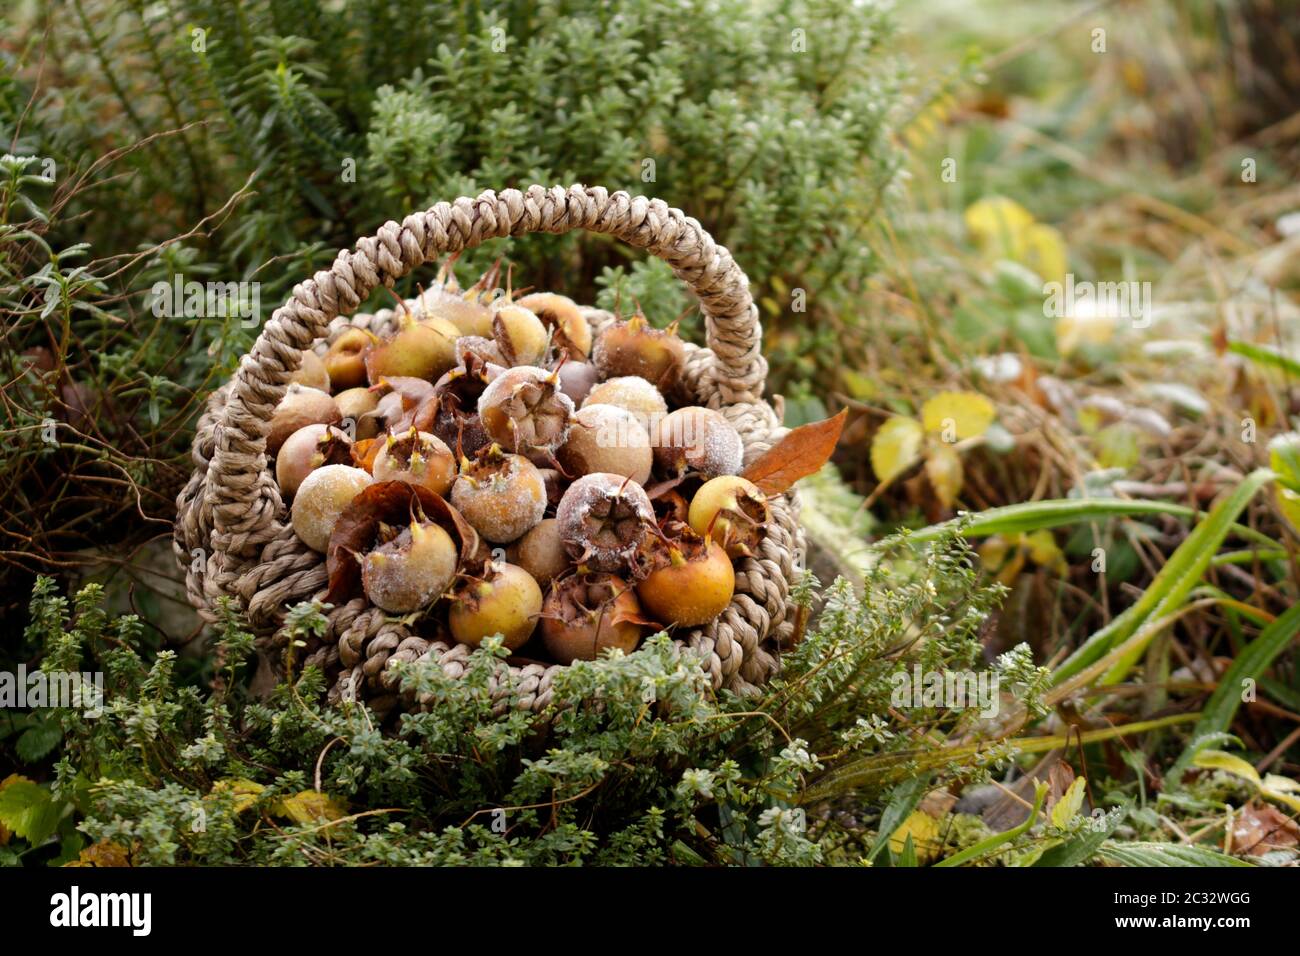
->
[902,497,1274,549]
[1228,341,1300,378]
[1170,601,1300,783]
[1053,469,1275,686]
[1098,841,1252,867]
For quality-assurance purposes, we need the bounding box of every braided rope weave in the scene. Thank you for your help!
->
[173,185,805,711]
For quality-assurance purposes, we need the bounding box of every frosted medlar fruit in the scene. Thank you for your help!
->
[557,404,652,485]
[451,446,547,543]
[372,428,456,497]
[291,464,373,552]
[688,475,770,558]
[276,423,353,498]
[636,532,735,627]
[517,292,591,359]
[449,562,542,650]
[653,406,743,478]
[365,313,459,385]
[541,573,646,664]
[555,473,654,573]
[508,518,568,589]
[583,376,668,433]
[361,518,458,613]
[269,384,341,457]
[289,349,331,391]
[477,366,575,459]
[593,314,685,390]
[454,335,505,368]
[324,328,376,391]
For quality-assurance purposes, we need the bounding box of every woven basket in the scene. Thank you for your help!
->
[174,184,805,715]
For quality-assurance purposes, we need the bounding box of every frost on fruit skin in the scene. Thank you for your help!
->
[653,406,744,479]
[557,403,652,485]
[372,428,456,497]
[361,520,458,613]
[477,365,575,457]
[451,450,548,544]
[555,472,654,573]
[582,376,668,433]
[291,464,374,552]
[454,335,505,368]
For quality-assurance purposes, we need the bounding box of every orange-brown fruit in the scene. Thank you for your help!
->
[592,314,686,390]
[518,292,592,359]
[430,359,493,457]
[541,573,647,664]
[372,428,456,496]
[324,328,377,391]
[493,304,549,367]
[636,533,734,627]
[687,475,769,557]
[334,387,382,440]
[449,562,542,650]
[276,423,354,498]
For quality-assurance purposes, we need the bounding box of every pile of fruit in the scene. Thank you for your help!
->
[269,261,830,667]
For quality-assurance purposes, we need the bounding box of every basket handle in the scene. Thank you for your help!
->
[206,184,767,556]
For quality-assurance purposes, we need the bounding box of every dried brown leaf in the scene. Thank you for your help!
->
[741,409,847,495]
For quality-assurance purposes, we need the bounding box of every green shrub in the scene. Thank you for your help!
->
[2,531,1050,867]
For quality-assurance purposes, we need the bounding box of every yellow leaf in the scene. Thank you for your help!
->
[870,416,924,485]
[921,391,996,439]
[1277,488,1300,533]
[841,369,878,401]
[1022,223,1068,285]
[925,442,964,508]
[64,840,132,867]
[274,790,348,825]
[1260,775,1300,813]
[209,778,265,814]
[1095,423,1142,470]
[1050,777,1087,828]
[978,535,1011,571]
[1024,530,1067,575]
[0,773,26,846]
[889,810,944,863]
[964,197,1035,260]
[1193,750,1262,787]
